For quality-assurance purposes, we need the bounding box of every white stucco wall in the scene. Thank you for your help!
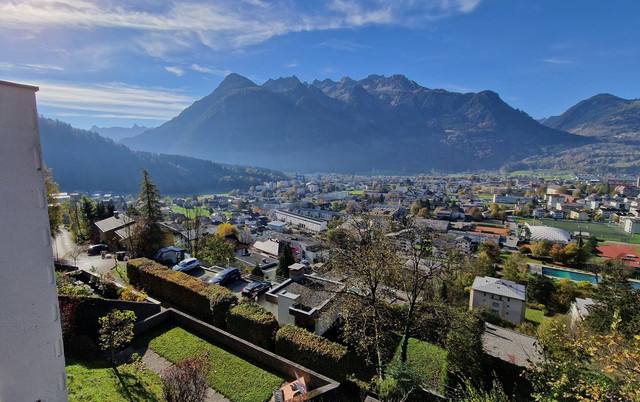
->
[0,81,68,401]
[470,289,526,325]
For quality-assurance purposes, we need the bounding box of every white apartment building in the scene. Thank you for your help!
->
[0,80,68,400]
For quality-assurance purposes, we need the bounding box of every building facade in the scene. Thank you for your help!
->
[470,276,526,325]
[0,80,68,400]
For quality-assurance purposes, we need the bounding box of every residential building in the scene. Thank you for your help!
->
[264,268,344,335]
[273,210,327,233]
[0,80,68,400]
[470,276,526,325]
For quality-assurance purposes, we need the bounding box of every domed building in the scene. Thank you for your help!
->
[526,223,572,244]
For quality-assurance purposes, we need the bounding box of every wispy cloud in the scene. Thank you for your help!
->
[0,0,482,60]
[318,38,372,52]
[190,64,230,76]
[0,61,64,72]
[36,81,193,121]
[285,61,299,68]
[165,66,184,76]
[543,57,572,65]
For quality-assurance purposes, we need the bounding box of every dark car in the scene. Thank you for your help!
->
[171,257,200,272]
[241,281,272,297]
[87,244,108,255]
[209,267,241,286]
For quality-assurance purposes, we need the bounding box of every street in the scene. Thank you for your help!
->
[53,228,117,275]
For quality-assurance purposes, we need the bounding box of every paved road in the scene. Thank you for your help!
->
[53,228,117,275]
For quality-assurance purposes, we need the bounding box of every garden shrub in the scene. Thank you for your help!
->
[126,258,237,325]
[275,324,350,381]
[162,351,211,402]
[200,285,237,329]
[226,300,278,350]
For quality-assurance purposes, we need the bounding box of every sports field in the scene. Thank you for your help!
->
[535,219,639,244]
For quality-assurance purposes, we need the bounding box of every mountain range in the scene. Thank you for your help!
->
[90,124,152,142]
[39,117,285,194]
[122,73,590,174]
[539,93,640,140]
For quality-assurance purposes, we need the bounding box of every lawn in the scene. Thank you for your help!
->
[66,358,163,401]
[477,194,494,200]
[525,308,544,325]
[349,190,365,195]
[136,325,283,402]
[110,264,129,283]
[393,337,448,392]
[170,205,210,218]
[534,219,639,244]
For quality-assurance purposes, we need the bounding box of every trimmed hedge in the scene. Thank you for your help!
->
[201,285,238,329]
[127,258,237,327]
[226,300,279,350]
[275,324,350,381]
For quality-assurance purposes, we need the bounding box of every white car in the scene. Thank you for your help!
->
[172,257,200,272]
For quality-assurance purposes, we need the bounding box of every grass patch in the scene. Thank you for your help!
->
[170,205,210,218]
[525,308,544,324]
[66,358,163,401]
[349,190,365,195]
[477,194,494,199]
[534,219,639,243]
[136,325,283,402]
[110,264,129,283]
[393,337,447,391]
[221,211,233,219]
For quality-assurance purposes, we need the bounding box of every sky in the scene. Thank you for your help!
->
[1,0,638,130]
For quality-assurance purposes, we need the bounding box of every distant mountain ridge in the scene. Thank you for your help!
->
[539,93,640,140]
[40,117,285,194]
[90,124,153,141]
[123,73,589,173]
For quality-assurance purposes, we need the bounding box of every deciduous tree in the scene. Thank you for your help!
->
[99,309,136,364]
[199,234,235,266]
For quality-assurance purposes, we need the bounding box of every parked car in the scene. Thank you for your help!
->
[172,257,200,272]
[241,281,272,297]
[87,244,108,255]
[209,267,241,285]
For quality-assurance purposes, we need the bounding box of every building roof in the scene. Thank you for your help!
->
[472,276,526,301]
[272,275,344,315]
[0,80,39,91]
[482,323,544,368]
[527,224,572,244]
[94,214,135,233]
[574,297,594,317]
[253,239,282,256]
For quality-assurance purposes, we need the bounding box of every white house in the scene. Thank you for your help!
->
[623,217,640,234]
[470,276,526,325]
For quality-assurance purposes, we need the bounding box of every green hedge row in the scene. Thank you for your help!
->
[226,300,279,350]
[275,324,350,381]
[127,258,237,328]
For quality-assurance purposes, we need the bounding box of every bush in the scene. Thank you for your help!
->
[226,300,278,350]
[162,351,211,402]
[275,324,350,381]
[200,285,238,329]
[119,285,148,302]
[127,258,237,325]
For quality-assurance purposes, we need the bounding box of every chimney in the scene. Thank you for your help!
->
[289,263,306,282]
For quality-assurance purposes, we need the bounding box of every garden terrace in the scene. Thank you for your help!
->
[133,308,340,401]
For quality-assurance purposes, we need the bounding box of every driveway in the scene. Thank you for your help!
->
[53,228,118,275]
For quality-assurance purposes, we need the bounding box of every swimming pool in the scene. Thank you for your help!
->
[542,267,640,290]
[542,267,598,283]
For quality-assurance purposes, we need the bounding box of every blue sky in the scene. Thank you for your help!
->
[1,0,638,129]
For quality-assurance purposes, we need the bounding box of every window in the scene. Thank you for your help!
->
[492,302,500,308]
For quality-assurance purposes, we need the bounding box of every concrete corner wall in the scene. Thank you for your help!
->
[0,81,68,401]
